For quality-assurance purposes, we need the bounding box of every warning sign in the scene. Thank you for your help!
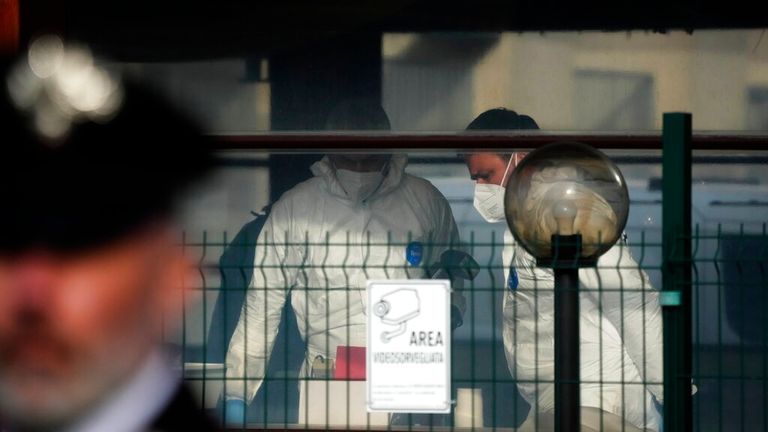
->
[366,279,451,413]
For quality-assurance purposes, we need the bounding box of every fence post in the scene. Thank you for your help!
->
[661,112,693,432]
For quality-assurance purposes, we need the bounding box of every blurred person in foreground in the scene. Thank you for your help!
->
[0,36,215,432]
[464,108,663,431]
[224,99,466,425]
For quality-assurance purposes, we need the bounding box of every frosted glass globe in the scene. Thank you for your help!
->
[504,142,629,260]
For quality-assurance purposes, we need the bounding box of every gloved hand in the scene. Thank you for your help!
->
[225,399,247,426]
[451,305,464,330]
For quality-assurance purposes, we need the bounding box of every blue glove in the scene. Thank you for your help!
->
[225,399,247,426]
[652,396,663,432]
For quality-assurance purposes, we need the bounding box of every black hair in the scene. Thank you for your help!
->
[466,107,539,131]
[465,108,539,161]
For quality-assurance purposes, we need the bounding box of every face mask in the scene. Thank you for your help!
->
[335,164,387,203]
[473,157,513,223]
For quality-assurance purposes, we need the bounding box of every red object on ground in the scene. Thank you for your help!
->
[334,346,366,380]
[0,0,20,54]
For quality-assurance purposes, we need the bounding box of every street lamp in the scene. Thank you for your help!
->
[504,142,629,432]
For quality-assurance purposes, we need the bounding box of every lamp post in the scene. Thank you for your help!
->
[504,142,629,432]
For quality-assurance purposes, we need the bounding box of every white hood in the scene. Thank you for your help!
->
[225,153,463,404]
[310,154,408,201]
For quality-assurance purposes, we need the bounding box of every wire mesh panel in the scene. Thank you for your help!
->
[169,147,767,432]
[176,234,670,431]
[691,225,768,432]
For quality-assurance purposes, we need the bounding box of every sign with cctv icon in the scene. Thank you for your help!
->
[366,279,451,413]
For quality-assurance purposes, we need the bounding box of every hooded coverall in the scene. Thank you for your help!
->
[225,155,465,403]
[503,229,664,431]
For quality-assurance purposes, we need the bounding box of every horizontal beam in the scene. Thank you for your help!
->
[18,0,768,61]
[212,133,768,151]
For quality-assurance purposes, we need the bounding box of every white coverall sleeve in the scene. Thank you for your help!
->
[225,202,304,403]
[581,242,664,402]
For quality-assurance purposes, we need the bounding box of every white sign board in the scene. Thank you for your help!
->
[366,279,451,413]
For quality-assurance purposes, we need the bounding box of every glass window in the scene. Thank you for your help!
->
[116,30,768,133]
[573,70,654,130]
[105,27,768,432]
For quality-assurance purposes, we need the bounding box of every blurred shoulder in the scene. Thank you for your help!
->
[151,385,220,432]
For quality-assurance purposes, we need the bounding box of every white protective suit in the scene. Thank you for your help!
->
[226,155,465,403]
[503,229,664,430]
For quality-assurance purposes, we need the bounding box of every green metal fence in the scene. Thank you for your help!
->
[170,120,767,431]
[690,226,768,432]
[176,227,767,431]
[178,238,666,429]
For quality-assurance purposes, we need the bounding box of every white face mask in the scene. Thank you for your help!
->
[335,165,387,203]
[473,157,513,223]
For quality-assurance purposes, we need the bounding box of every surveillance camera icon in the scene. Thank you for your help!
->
[374,289,420,343]
[373,300,391,317]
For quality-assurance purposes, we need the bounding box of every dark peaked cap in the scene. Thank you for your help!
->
[0,61,213,252]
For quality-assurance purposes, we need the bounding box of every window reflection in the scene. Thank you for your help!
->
[117,30,768,133]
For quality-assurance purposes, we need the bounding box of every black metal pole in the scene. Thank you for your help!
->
[552,234,581,432]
